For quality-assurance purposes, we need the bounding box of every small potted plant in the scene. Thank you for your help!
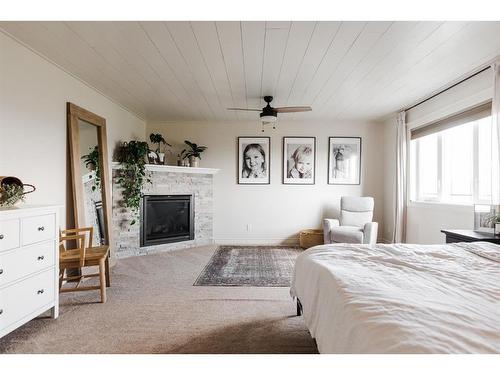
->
[485,214,500,236]
[0,177,36,207]
[81,146,100,191]
[149,133,172,165]
[0,184,26,207]
[183,140,207,168]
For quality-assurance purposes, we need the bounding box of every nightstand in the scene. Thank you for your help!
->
[441,229,500,244]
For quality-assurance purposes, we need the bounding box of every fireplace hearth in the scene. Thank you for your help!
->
[140,195,194,247]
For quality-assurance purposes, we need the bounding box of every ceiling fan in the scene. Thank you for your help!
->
[227,96,312,125]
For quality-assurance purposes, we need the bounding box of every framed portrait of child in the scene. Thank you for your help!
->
[282,137,316,185]
[238,137,271,184]
[328,137,361,185]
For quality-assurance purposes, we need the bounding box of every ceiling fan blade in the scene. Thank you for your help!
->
[275,106,312,113]
[227,107,262,111]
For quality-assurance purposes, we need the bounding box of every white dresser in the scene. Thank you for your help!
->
[0,205,59,338]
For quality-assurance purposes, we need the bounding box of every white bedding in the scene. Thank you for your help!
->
[291,242,500,353]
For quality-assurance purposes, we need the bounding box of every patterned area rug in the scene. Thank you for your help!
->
[194,245,302,287]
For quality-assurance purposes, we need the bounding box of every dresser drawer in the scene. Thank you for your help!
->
[22,214,55,246]
[0,241,56,287]
[0,268,55,330]
[0,219,20,252]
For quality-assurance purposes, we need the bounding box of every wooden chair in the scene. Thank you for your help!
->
[59,227,110,303]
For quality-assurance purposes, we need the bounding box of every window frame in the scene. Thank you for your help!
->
[409,113,492,206]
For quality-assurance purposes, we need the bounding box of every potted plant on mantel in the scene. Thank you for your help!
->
[182,140,207,168]
[149,133,172,165]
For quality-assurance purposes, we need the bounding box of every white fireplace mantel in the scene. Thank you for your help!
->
[111,162,220,175]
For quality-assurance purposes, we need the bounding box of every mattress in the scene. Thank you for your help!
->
[290,242,500,353]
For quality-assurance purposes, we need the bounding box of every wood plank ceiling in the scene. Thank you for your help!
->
[2,21,500,122]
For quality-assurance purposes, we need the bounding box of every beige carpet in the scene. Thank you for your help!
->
[0,245,318,354]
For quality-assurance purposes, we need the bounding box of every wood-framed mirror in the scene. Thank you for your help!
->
[67,103,112,255]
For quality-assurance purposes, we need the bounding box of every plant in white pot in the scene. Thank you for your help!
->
[149,133,172,165]
[183,140,207,168]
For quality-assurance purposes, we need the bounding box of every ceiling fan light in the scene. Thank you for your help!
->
[260,115,277,124]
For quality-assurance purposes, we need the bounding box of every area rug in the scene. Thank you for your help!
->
[194,245,302,287]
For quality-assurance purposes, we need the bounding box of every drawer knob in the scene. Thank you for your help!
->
[0,234,4,240]
[0,309,3,315]
[0,269,3,275]
[37,255,45,261]
[38,226,45,231]
[37,289,44,294]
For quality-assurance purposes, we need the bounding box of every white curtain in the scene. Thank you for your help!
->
[393,111,407,243]
[492,61,500,206]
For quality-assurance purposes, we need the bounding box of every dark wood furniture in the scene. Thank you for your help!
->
[441,229,500,244]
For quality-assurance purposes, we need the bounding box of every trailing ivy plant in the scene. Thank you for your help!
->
[81,145,100,191]
[115,141,151,225]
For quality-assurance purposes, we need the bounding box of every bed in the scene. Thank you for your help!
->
[291,242,500,353]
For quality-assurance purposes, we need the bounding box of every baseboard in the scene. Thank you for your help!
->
[214,237,300,246]
[216,237,392,246]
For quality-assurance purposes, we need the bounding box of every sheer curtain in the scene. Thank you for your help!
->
[492,61,500,206]
[393,111,407,243]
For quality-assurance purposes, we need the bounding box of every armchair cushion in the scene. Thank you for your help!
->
[339,196,374,227]
[330,226,364,244]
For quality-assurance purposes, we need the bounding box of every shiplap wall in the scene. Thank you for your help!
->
[2,21,500,122]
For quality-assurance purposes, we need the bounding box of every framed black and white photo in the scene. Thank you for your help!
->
[282,137,316,185]
[328,137,361,185]
[238,137,270,184]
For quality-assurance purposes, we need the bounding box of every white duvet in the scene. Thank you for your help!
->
[291,242,500,353]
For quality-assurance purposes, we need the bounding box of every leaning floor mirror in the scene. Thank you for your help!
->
[67,103,112,255]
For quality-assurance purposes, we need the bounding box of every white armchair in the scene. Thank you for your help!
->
[323,196,378,245]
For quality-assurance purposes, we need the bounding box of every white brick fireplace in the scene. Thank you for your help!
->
[112,164,219,258]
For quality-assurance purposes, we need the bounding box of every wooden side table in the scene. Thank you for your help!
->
[441,229,500,244]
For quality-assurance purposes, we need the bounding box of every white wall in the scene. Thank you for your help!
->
[148,120,385,245]
[0,32,145,226]
[382,68,493,244]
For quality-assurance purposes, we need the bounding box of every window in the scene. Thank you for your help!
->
[410,104,492,205]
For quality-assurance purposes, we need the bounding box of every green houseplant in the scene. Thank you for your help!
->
[149,133,172,165]
[182,140,207,167]
[116,140,151,225]
[485,213,500,235]
[0,184,26,207]
[81,145,100,191]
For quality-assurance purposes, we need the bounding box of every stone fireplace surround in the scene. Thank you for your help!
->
[112,163,219,258]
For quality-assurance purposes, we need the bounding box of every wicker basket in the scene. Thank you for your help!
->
[299,229,324,249]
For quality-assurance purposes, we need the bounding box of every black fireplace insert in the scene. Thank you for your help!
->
[140,195,194,247]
